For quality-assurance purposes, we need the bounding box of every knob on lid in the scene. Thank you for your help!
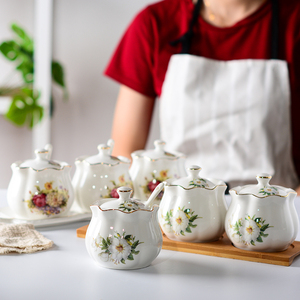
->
[82,140,130,165]
[232,173,294,197]
[171,165,216,189]
[18,145,68,170]
[99,187,150,212]
[131,140,185,160]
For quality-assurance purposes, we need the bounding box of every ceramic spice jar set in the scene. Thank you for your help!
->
[130,140,186,204]
[72,139,132,213]
[158,166,228,243]
[7,144,74,220]
[85,184,164,269]
[225,174,299,252]
[6,139,300,269]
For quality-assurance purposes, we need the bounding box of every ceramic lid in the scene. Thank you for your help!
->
[231,173,293,197]
[131,140,185,160]
[18,145,70,170]
[170,165,216,189]
[99,187,151,212]
[78,140,130,166]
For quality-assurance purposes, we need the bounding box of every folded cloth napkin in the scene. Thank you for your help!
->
[0,223,53,254]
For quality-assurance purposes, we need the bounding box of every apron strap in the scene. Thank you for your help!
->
[270,0,279,59]
[170,0,202,54]
[171,0,279,59]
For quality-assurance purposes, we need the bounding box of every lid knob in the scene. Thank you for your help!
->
[107,139,114,155]
[256,173,272,188]
[34,149,50,161]
[187,165,201,179]
[154,140,166,153]
[97,144,111,156]
[117,186,132,201]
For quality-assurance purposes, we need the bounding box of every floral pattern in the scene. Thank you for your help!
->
[93,231,143,265]
[25,181,69,216]
[141,170,170,200]
[101,175,132,199]
[189,178,209,188]
[162,207,201,236]
[259,186,279,196]
[118,200,144,212]
[229,215,273,246]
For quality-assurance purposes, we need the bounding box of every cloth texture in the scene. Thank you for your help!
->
[104,0,300,180]
[160,55,298,187]
[0,223,53,254]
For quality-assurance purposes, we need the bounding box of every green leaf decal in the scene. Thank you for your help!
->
[186,226,192,233]
[260,224,270,232]
[256,236,263,243]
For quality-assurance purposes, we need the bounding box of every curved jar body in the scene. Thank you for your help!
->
[130,140,186,204]
[72,142,132,213]
[85,187,163,269]
[158,166,227,242]
[225,174,299,252]
[7,146,74,220]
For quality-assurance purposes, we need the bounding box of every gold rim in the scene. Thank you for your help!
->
[132,153,186,162]
[16,165,71,171]
[74,159,130,166]
[256,175,272,179]
[91,204,159,214]
[166,184,226,191]
[230,189,296,198]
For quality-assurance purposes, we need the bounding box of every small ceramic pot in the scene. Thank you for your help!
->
[7,144,74,220]
[85,184,164,269]
[72,139,132,213]
[158,165,228,242]
[130,140,186,204]
[225,174,299,252]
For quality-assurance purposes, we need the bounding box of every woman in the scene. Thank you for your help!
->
[105,0,300,191]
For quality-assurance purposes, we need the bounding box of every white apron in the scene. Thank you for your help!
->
[159,0,299,188]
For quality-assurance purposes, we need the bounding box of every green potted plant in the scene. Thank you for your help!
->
[0,23,67,128]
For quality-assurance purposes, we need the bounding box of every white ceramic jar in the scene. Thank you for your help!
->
[158,165,228,242]
[72,140,132,213]
[130,140,186,204]
[85,184,164,269]
[225,174,299,252]
[7,144,74,220]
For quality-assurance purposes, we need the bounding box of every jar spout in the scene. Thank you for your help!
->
[90,205,101,218]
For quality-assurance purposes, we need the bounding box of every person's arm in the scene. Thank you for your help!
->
[111,85,155,159]
[296,186,300,196]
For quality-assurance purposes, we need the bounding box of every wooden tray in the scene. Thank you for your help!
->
[76,224,300,266]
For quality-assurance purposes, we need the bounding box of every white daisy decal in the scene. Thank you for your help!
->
[259,186,279,196]
[227,219,242,244]
[162,207,200,236]
[228,215,273,246]
[240,219,260,245]
[171,210,189,235]
[189,178,209,188]
[93,232,143,265]
[109,237,131,264]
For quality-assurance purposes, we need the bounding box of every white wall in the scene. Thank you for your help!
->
[0,0,160,189]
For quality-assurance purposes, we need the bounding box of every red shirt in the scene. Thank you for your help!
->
[105,0,300,178]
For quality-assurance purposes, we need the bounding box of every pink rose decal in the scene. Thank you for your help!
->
[110,188,119,198]
[32,194,47,207]
[26,182,69,216]
[147,180,161,192]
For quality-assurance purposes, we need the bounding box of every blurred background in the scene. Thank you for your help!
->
[0,0,160,189]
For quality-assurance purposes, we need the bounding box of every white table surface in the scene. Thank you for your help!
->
[1,189,300,300]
